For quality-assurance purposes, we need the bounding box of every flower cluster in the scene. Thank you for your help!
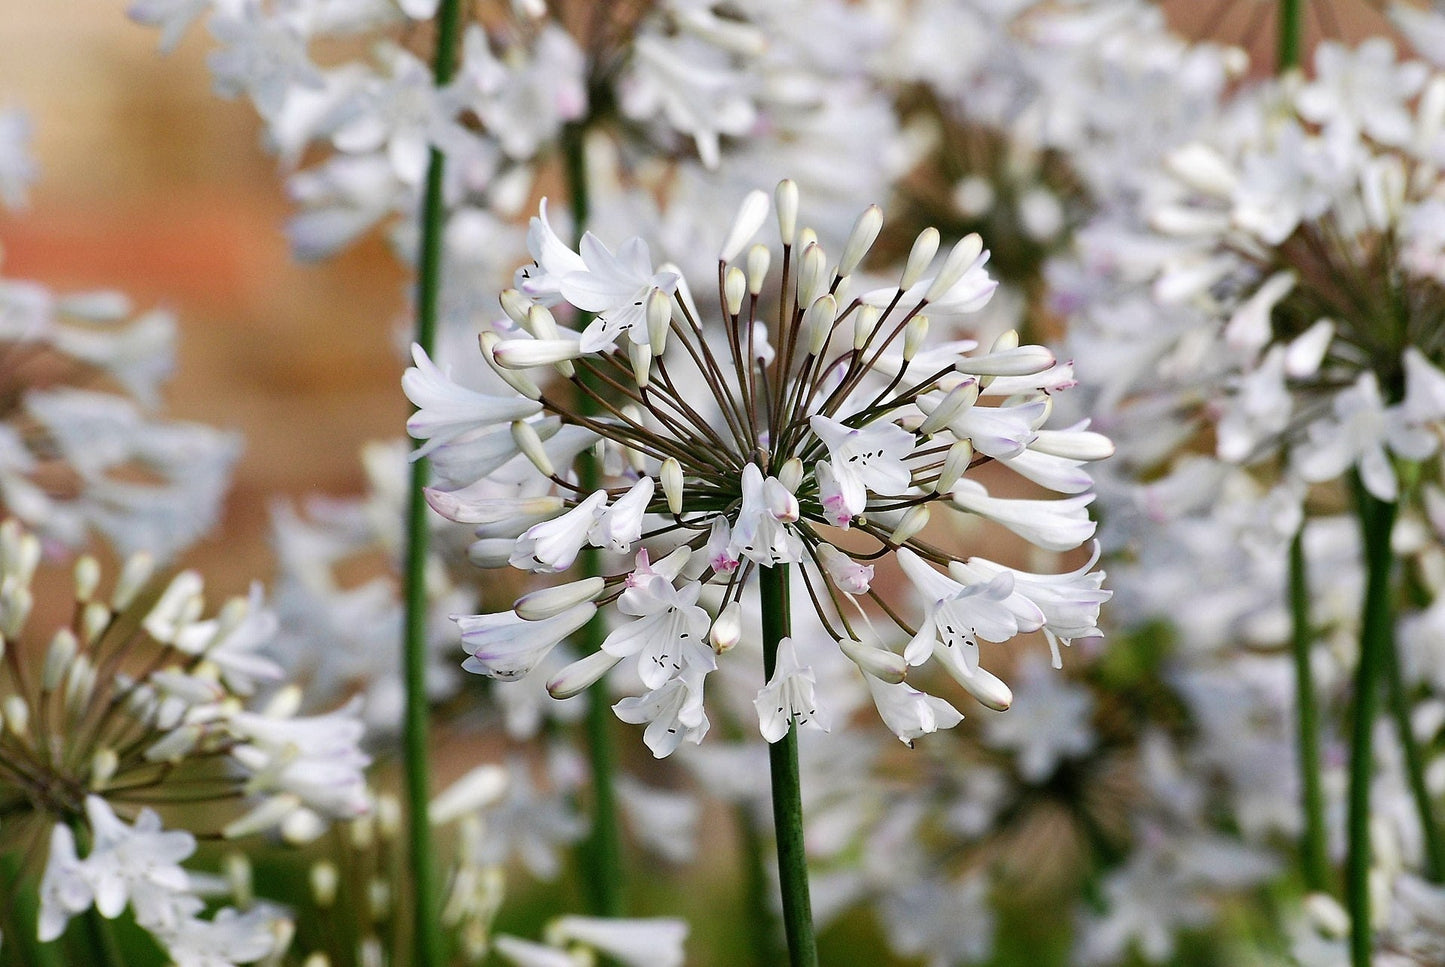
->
[411,181,1111,755]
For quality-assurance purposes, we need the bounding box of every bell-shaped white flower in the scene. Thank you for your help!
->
[864,674,964,748]
[753,637,829,743]
[546,915,689,967]
[613,666,710,759]
[510,492,608,573]
[458,603,597,681]
[727,464,805,566]
[403,344,543,459]
[602,575,713,689]
[815,543,873,595]
[38,823,93,942]
[808,414,914,517]
[950,479,1097,552]
[588,476,654,552]
[559,233,679,353]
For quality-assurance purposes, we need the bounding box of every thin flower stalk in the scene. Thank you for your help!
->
[1290,531,1331,893]
[403,2,464,966]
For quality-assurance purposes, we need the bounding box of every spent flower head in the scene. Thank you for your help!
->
[414,181,1111,754]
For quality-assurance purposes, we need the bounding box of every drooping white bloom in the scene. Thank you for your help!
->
[403,343,543,458]
[807,414,914,517]
[949,478,1098,552]
[601,574,714,690]
[753,637,829,743]
[38,824,92,942]
[458,603,597,682]
[613,667,710,759]
[545,915,689,967]
[864,674,964,748]
[510,492,609,573]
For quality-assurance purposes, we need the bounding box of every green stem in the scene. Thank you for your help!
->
[737,801,784,966]
[1383,625,1445,881]
[1278,0,1302,72]
[1347,482,1396,967]
[1289,530,1331,893]
[759,565,817,967]
[82,910,123,967]
[1,853,61,967]
[560,117,626,918]
[402,5,463,967]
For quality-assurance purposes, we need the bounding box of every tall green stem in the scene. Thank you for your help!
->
[560,118,626,918]
[82,910,123,967]
[1347,483,1396,967]
[1277,0,1302,71]
[759,565,817,967]
[1383,625,1445,881]
[402,5,463,967]
[1289,530,1331,893]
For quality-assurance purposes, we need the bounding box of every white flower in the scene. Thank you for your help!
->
[82,797,196,931]
[726,464,805,566]
[458,603,598,681]
[620,32,757,169]
[510,492,609,573]
[807,414,914,517]
[38,824,92,942]
[545,915,689,967]
[157,906,283,967]
[864,674,964,748]
[403,344,543,459]
[613,667,710,759]
[601,575,714,690]
[0,107,36,210]
[560,233,680,353]
[1294,371,1437,501]
[753,637,829,743]
[226,698,372,821]
[588,476,654,552]
[949,478,1098,552]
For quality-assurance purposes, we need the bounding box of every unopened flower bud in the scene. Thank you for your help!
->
[777,457,804,493]
[113,551,156,611]
[725,266,746,317]
[479,331,542,398]
[430,764,509,825]
[498,288,531,327]
[225,851,254,908]
[515,577,606,620]
[547,649,623,700]
[90,747,119,790]
[890,506,930,545]
[646,287,671,354]
[839,638,907,683]
[903,315,929,361]
[775,179,798,245]
[468,538,515,568]
[797,242,828,307]
[935,441,974,493]
[511,420,555,477]
[74,555,101,603]
[838,204,883,276]
[282,808,328,845]
[493,337,582,374]
[918,380,978,436]
[924,233,983,302]
[3,695,27,737]
[853,304,881,350]
[746,244,771,295]
[955,344,1055,377]
[311,862,339,908]
[957,665,1012,711]
[804,295,837,356]
[524,303,559,339]
[225,794,302,839]
[661,458,684,514]
[710,602,742,653]
[43,629,78,693]
[628,340,652,388]
[901,227,940,290]
[720,189,770,263]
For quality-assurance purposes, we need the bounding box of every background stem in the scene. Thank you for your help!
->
[1347,482,1396,967]
[560,118,626,918]
[1289,530,1331,893]
[402,5,463,967]
[1277,0,1302,71]
[1383,628,1445,881]
[760,565,818,967]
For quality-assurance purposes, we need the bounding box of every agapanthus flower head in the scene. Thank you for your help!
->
[416,180,1111,754]
[0,518,371,856]
[1141,43,1445,499]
